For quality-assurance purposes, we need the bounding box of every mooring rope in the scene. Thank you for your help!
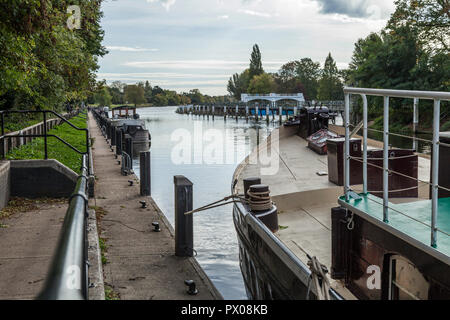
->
[184,194,246,215]
[246,189,273,212]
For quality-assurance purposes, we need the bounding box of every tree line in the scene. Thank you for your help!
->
[228,0,449,128]
[227,44,344,102]
[90,81,235,107]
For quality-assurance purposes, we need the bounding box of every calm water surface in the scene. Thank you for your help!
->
[134,106,276,299]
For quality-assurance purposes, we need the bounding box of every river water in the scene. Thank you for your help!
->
[132,106,276,299]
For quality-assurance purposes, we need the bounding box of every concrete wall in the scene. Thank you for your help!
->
[0,161,10,210]
[10,160,78,198]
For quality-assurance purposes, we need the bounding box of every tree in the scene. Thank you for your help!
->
[153,93,168,106]
[0,1,106,111]
[188,89,205,104]
[386,0,449,54]
[297,58,321,100]
[227,69,251,100]
[317,53,344,100]
[124,85,145,106]
[249,44,264,79]
[94,87,112,106]
[247,73,276,94]
[144,81,152,103]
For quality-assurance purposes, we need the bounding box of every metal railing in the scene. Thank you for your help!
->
[343,87,450,248]
[0,110,90,175]
[38,154,89,300]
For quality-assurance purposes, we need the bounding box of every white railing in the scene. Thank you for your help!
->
[343,87,450,248]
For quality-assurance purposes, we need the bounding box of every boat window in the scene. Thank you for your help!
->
[389,255,429,300]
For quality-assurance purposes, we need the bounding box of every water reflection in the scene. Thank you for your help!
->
[133,107,275,299]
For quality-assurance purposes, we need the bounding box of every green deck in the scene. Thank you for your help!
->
[338,194,450,261]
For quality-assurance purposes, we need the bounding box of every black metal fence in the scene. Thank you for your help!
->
[0,109,90,175]
[37,154,90,300]
[0,109,92,299]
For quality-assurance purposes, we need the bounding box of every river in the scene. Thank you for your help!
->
[133,106,276,299]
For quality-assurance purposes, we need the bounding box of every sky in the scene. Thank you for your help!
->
[97,0,396,96]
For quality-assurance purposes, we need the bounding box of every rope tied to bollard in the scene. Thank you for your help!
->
[184,194,246,215]
[246,189,272,212]
[184,184,274,215]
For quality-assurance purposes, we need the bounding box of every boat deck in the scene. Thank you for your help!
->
[339,194,450,263]
[235,126,434,299]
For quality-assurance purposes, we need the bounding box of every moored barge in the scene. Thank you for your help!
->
[232,87,450,300]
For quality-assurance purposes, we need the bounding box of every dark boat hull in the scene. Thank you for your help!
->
[232,201,342,300]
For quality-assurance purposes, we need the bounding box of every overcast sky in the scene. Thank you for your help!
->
[97,0,396,95]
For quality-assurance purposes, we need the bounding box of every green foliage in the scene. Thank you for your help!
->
[124,84,146,106]
[228,69,251,100]
[317,53,344,100]
[347,1,449,126]
[94,87,112,106]
[0,1,106,111]
[248,73,276,94]
[227,44,339,100]
[249,44,264,79]
[6,114,88,173]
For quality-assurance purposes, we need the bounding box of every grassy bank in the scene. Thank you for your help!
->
[6,114,88,173]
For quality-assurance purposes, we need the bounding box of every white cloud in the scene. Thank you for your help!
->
[97,72,230,79]
[123,60,283,70]
[106,46,159,52]
[146,0,176,11]
[218,15,229,20]
[238,9,271,18]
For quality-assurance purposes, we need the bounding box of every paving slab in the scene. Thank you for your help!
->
[0,202,67,299]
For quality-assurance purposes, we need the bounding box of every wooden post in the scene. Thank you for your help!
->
[174,175,194,257]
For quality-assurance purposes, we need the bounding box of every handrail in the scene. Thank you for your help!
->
[0,110,90,175]
[344,87,450,101]
[343,87,449,248]
[37,154,89,300]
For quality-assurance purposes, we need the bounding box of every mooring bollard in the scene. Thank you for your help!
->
[125,136,133,171]
[174,175,194,257]
[116,129,122,156]
[111,126,117,146]
[140,151,151,196]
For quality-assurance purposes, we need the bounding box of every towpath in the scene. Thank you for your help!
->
[88,112,221,300]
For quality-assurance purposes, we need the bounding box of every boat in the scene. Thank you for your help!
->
[232,87,450,300]
[107,106,151,157]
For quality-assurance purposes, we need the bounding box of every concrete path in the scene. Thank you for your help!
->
[0,200,67,299]
[88,113,221,300]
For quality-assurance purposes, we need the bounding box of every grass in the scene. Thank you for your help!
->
[104,284,120,300]
[6,114,88,173]
[89,205,121,300]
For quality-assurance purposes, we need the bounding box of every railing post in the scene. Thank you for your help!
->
[383,96,389,223]
[174,175,194,257]
[413,98,419,150]
[344,93,350,201]
[362,94,368,194]
[43,111,48,160]
[140,151,151,196]
[431,99,440,248]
